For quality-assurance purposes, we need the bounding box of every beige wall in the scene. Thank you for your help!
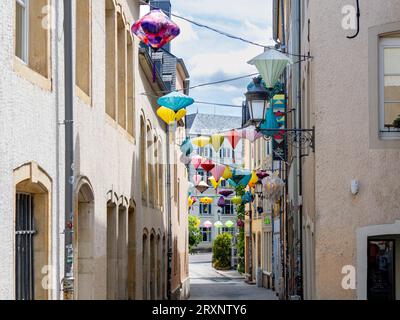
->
[297,0,400,300]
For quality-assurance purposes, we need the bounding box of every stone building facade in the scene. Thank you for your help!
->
[0,0,189,300]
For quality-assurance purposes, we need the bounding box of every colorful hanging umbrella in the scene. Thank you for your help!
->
[231,196,242,205]
[188,197,194,207]
[192,136,211,148]
[210,134,225,153]
[225,220,235,228]
[131,9,180,50]
[191,155,203,170]
[203,220,213,228]
[192,174,202,185]
[222,166,233,180]
[227,179,237,188]
[259,107,280,138]
[211,164,226,182]
[256,170,269,180]
[201,159,215,173]
[224,130,241,150]
[248,171,259,188]
[200,197,213,205]
[156,107,176,125]
[157,91,194,112]
[240,126,263,143]
[242,191,254,204]
[180,138,193,156]
[175,109,187,122]
[191,196,197,205]
[237,218,245,228]
[232,169,252,185]
[208,177,221,190]
[214,221,223,228]
[180,154,192,165]
[219,189,234,197]
[196,181,209,194]
[217,196,226,208]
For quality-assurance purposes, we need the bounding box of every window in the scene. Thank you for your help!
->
[200,228,211,242]
[199,203,212,215]
[76,0,91,99]
[222,200,234,215]
[15,0,28,63]
[105,2,117,118]
[15,0,51,83]
[380,37,400,137]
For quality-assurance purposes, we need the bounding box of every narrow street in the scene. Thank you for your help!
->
[189,253,278,300]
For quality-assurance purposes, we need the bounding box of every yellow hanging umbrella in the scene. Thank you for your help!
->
[157,106,176,125]
[188,196,194,207]
[248,171,259,188]
[175,108,187,122]
[210,134,224,152]
[208,177,222,190]
[192,136,211,148]
[222,166,233,180]
[200,197,213,205]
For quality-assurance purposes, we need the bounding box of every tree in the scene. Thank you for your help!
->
[212,233,232,270]
[188,215,202,253]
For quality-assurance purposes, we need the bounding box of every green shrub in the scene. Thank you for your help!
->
[188,215,202,253]
[212,233,232,270]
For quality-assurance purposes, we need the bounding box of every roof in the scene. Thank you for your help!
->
[187,113,242,135]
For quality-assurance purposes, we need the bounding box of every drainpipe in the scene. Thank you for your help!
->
[62,0,75,300]
[295,0,304,300]
[166,124,172,300]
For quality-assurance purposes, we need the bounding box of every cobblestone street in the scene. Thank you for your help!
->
[189,253,278,300]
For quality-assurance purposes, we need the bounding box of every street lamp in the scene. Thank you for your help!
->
[245,77,270,127]
[255,180,264,197]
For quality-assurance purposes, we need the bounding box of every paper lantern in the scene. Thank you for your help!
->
[237,219,244,228]
[203,220,213,228]
[222,166,233,180]
[200,197,213,205]
[248,171,259,188]
[192,136,211,148]
[210,134,224,152]
[211,165,226,182]
[156,107,176,125]
[191,155,203,170]
[225,220,235,228]
[248,49,292,88]
[175,109,187,122]
[180,138,193,157]
[196,181,209,194]
[131,9,180,50]
[157,91,194,112]
[217,196,226,208]
[242,191,253,204]
[231,196,242,205]
[214,221,223,228]
[224,130,241,150]
[219,189,234,197]
[208,177,221,190]
[200,159,215,173]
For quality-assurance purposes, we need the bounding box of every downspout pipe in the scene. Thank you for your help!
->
[166,125,172,300]
[63,0,75,300]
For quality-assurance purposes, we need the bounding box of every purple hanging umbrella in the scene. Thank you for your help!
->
[217,196,226,208]
[219,189,234,197]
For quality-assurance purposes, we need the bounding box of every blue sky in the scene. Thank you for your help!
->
[142,1,274,117]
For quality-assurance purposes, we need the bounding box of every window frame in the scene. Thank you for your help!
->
[379,37,400,139]
[200,227,211,242]
[15,0,29,64]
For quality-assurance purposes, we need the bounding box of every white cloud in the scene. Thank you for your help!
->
[232,96,245,106]
[172,13,199,46]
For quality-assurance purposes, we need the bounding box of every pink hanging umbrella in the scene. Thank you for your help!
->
[191,155,203,170]
[224,130,241,149]
[203,221,213,228]
[211,165,226,182]
[241,127,263,143]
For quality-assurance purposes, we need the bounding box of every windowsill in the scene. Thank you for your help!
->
[105,114,136,145]
[75,85,92,106]
[13,57,52,91]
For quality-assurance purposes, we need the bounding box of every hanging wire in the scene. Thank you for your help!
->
[138,0,313,60]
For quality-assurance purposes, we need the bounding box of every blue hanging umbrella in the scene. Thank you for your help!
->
[260,107,280,138]
[242,191,254,204]
[180,138,193,156]
[157,91,195,112]
[232,169,252,185]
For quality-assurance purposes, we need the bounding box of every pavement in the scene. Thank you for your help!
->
[189,253,278,300]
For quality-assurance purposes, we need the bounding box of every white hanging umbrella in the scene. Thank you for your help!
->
[248,49,292,88]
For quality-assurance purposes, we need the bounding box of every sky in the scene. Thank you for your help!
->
[142,0,274,117]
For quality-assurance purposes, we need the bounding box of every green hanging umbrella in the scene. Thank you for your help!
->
[214,221,223,229]
[225,220,234,228]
